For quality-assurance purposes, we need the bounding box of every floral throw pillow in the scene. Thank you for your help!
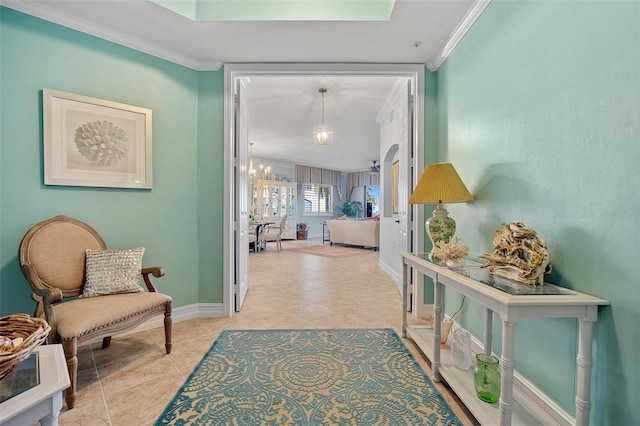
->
[80,247,145,298]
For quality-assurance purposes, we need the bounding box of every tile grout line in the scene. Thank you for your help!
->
[90,345,113,426]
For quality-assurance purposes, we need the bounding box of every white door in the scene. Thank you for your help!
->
[234,79,250,311]
[382,79,413,295]
[401,80,417,310]
[396,79,413,257]
[224,64,424,318]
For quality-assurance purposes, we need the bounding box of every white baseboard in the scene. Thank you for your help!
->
[377,258,397,282]
[377,258,433,319]
[416,303,433,319]
[378,258,401,293]
[196,303,226,318]
[109,303,225,342]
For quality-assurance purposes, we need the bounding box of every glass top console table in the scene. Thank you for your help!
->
[0,344,69,426]
[401,253,608,426]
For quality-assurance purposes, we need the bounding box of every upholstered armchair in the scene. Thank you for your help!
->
[18,215,172,409]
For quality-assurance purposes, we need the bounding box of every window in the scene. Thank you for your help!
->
[303,183,333,215]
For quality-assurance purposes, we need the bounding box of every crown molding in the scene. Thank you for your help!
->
[376,77,408,124]
[2,0,485,73]
[426,0,491,71]
[198,60,224,71]
[0,0,223,71]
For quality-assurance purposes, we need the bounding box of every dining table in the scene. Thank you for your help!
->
[250,221,274,252]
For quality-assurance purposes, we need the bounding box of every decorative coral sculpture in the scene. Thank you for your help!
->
[479,221,551,285]
[432,237,470,264]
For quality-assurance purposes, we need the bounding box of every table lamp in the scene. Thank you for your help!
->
[408,162,473,256]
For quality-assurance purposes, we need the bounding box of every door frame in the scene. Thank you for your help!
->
[223,63,425,317]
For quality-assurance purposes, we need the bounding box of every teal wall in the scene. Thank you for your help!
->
[437,0,639,423]
[0,7,225,314]
[421,69,438,304]
[196,71,225,303]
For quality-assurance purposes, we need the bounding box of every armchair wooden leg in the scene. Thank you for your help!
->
[101,336,112,349]
[164,303,172,354]
[62,338,78,409]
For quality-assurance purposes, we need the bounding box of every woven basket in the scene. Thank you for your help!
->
[0,313,51,381]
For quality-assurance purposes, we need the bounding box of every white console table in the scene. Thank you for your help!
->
[401,253,608,426]
[0,344,69,426]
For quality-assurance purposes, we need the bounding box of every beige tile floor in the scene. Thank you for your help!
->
[56,238,478,425]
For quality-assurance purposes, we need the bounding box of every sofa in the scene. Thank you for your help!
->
[326,219,380,249]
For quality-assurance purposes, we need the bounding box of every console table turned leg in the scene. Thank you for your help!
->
[432,280,443,382]
[576,315,596,426]
[401,262,408,337]
[499,319,516,426]
[484,307,493,355]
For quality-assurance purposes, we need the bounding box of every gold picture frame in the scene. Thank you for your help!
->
[43,88,152,189]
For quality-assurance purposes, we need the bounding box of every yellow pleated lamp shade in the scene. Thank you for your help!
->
[409,163,473,204]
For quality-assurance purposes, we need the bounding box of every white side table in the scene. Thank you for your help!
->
[0,344,69,426]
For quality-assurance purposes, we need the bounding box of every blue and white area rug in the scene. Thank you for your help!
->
[156,328,462,425]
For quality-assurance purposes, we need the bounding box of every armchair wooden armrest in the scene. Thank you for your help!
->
[141,266,165,292]
[20,262,62,341]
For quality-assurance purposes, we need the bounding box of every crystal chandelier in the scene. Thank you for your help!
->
[312,87,334,147]
[248,141,256,179]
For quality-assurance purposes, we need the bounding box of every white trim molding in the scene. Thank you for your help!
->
[416,303,433,320]
[378,258,401,292]
[427,0,492,71]
[110,303,225,341]
[224,63,425,319]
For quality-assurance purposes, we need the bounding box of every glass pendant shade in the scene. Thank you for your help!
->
[313,123,334,146]
[313,88,333,146]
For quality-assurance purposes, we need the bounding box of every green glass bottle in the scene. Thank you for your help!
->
[474,354,501,403]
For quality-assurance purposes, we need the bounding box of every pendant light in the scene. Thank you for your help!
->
[312,87,334,147]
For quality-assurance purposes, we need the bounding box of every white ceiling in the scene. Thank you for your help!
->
[245,75,403,172]
[2,0,489,173]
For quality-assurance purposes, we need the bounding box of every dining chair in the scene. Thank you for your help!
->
[248,223,263,253]
[259,215,287,252]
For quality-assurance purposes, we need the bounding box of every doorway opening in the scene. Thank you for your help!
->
[223,64,425,317]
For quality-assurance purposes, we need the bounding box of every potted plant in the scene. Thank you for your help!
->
[296,223,309,240]
[334,200,363,218]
